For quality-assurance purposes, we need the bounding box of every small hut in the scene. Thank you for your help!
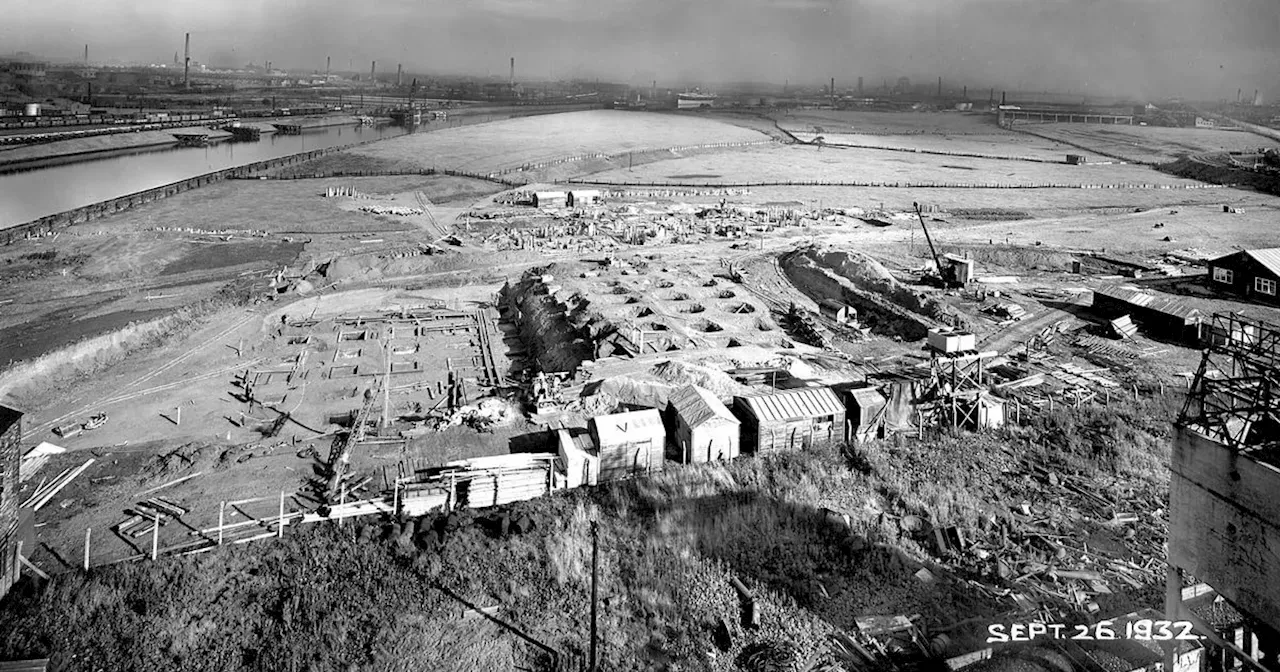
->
[532,191,568,208]
[588,408,666,481]
[567,189,602,207]
[556,428,599,488]
[843,387,887,443]
[733,387,845,454]
[666,385,740,463]
[818,299,855,324]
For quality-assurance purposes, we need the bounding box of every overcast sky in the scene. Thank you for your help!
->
[3,0,1277,100]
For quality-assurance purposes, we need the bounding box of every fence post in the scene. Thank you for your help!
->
[83,527,91,571]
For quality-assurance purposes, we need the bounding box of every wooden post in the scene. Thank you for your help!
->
[218,501,225,545]
[151,511,160,561]
[13,541,21,586]
[83,528,91,571]
[392,481,400,518]
[175,405,181,426]
[278,491,286,538]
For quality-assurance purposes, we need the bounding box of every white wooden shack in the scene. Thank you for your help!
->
[556,428,599,488]
[666,384,740,463]
[588,408,666,481]
[532,191,568,208]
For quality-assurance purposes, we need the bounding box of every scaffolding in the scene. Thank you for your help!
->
[1168,312,1280,672]
[1178,312,1280,453]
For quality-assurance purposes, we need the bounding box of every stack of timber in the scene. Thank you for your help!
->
[421,453,558,510]
[20,458,95,511]
[1109,315,1139,339]
[117,497,189,538]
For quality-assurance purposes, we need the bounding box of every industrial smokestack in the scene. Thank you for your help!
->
[963,85,967,99]
[371,60,376,83]
[830,77,835,105]
[857,77,863,95]
[184,33,190,89]
[1255,89,1261,106]
[1001,91,1006,106]
[397,63,402,87]
[938,76,942,97]
[326,56,330,78]
[84,44,88,63]
[510,57,515,87]
[1237,88,1242,103]
[651,80,656,100]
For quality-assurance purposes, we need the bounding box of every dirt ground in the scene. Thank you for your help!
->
[343,109,770,174]
[7,106,1280,667]
[1017,122,1280,163]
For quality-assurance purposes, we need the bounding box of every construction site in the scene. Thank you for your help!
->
[1,101,1279,672]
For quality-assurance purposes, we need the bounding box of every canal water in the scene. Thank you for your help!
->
[0,122,409,229]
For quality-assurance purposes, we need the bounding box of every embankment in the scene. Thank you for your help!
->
[779,248,945,341]
[501,271,595,374]
[0,137,389,245]
[1158,156,1278,195]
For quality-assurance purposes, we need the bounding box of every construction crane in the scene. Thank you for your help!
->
[913,201,962,289]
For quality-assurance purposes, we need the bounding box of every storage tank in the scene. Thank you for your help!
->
[23,103,39,117]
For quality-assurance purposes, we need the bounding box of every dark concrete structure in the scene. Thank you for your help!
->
[1206,249,1280,307]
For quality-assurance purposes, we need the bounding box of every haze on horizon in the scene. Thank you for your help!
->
[3,0,1277,101]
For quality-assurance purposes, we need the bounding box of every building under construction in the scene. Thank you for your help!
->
[1167,312,1280,670]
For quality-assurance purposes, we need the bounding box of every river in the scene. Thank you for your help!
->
[0,121,409,229]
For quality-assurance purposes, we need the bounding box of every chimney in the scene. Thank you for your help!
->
[84,44,88,63]
[963,85,967,99]
[397,63,402,87]
[857,76,863,95]
[510,57,515,87]
[651,80,656,99]
[989,88,994,104]
[1237,88,1242,103]
[937,76,942,97]
[183,32,190,90]
[326,56,330,78]
[1001,91,1006,105]
[830,76,835,105]
[371,60,376,82]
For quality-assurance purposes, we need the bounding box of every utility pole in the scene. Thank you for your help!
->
[589,520,599,672]
[381,335,391,428]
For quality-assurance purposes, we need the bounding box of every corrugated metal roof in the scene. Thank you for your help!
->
[591,408,665,447]
[1092,284,1201,320]
[668,384,738,428]
[737,387,844,423]
[1246,248,1280,278]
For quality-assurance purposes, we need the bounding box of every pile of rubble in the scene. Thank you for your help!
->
[358,204,424,217]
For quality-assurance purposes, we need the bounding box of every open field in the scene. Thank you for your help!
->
[581,143,1209,187]
[1015,122,1280,163]
[342,109,770,174]
[788,130,1111,163]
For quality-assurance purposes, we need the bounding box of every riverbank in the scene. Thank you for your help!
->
[0,127,237,171]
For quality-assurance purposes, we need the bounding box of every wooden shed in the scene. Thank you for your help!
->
[818,299,855,324]
[588,408,666,481]
[532,191,568,208]
[666,385,740,464]
[567,189,602,207]
[733,387,845,454]
[842,387,887,443]
[556,428,599,488]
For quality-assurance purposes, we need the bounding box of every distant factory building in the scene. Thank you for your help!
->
[1,404,22,600]
[567,190,602,207]
[1090,285,1202,342]
[665,385,740,464]
[589,408,666,481]
[532,191,567,208]
[1206,248,1280,307]
[733,387,845,454]
[3,61,47,78]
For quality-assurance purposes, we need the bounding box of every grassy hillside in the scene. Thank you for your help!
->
[0,388,1178,671]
